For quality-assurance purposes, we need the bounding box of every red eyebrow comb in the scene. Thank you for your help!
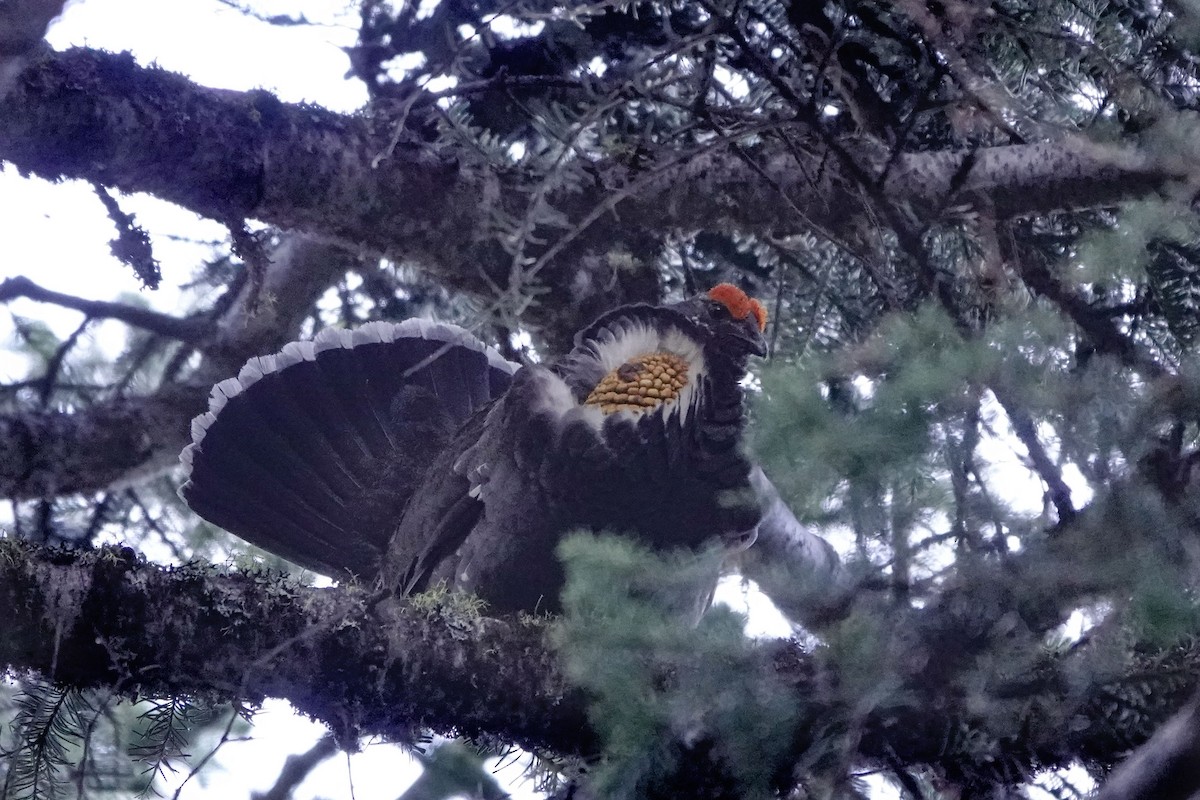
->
[707,283,768,332]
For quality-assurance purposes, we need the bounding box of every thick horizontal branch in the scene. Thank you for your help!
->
[0,49,1184,323]
[0,48,507,298]
[883,138,1177,220]
[0,540,591,754]
[1,539,1196,782]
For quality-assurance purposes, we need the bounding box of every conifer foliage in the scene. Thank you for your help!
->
[4,0,1200,798]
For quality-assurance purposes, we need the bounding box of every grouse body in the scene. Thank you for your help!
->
[180,285,767,613]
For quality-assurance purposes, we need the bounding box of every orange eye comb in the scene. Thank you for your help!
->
[707,283,768,332]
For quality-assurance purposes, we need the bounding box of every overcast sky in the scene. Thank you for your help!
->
[1,2,1098,798]
[0,3,528,798]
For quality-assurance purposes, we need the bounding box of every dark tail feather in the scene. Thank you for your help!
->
[180,320,517,578]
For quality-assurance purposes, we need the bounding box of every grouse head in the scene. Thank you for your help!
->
[553,283,767,427]
[674,282,769,360]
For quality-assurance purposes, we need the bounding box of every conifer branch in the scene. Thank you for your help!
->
[251,734,339,800]
[741,465,853,626]
[0,235,358,500]
[990,388,1076,526]
[0,276,207,342]
[0,540,593,756]
[0,48,1186,331]
[2,534,1198,786]
[0,0,65,98]
[0,383,206,499]
[1009,238,1168,378]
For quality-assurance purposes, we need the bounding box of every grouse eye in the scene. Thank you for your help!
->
[705,297,731,317]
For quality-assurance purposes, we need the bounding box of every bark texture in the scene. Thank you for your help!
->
[0,49,1185,320]
[0,539,591,755]
[0,233,358,500]
[0,536,1194,783]
[0,0,66,97]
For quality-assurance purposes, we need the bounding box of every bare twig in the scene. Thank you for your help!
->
[0,276,208,342]
[37,318,88,408]
[991,388,1077,526]
[252,734,339,800]
[170,705,251,800]
[93,184,160,289]
[213,0,328,27]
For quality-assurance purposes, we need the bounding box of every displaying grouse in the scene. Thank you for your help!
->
[180,284,768,613]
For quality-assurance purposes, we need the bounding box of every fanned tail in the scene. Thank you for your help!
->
[179,320,517,578]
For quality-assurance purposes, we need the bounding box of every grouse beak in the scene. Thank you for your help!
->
[732,323,768,358]
[748,330,768,357]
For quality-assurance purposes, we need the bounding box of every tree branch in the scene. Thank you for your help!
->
[0,48,1185,323]
[1,538,1197,786]
[251,734,339,800]
[1008,232,1168,378]
[740,465,854,627]
[0,234,359,500]
[0,276,207,341]
[0,0,65,97]
[0,540,592,756]
[990,387,1077,526]
[0,383,206,499]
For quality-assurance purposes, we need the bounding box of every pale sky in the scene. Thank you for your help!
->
[4,3,477,798]
[1,2,1096,798]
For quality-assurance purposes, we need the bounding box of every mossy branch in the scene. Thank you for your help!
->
[0,540,591,756]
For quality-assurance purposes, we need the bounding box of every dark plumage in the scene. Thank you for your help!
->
[180,286,768,613]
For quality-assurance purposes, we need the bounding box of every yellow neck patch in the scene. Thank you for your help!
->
[584,351,690,414]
